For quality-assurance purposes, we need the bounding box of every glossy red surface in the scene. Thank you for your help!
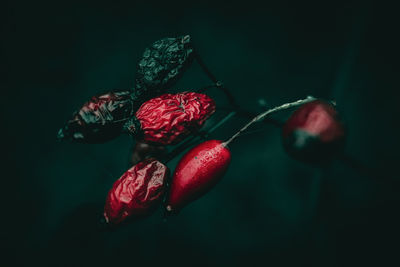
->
[166,140,231,213]
[282,100,345,143]
[104,158,169,225]
[135,92,216,145]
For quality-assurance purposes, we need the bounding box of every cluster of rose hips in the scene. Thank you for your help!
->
[58,35,345,228]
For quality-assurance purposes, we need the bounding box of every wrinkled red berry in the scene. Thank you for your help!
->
[104,158,169,225]
[58,90,139,143]
[282,99,345,164]
[134,92,216,145]
[166,140,231,214]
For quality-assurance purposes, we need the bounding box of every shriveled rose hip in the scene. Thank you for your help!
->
[58,90,139,143]
[59,36,195,144]
[166,140,231,214]
[104,158,169,225]
[133,92,216,145]
[282,99,345,164]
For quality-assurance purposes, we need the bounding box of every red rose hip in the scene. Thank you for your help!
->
[104,158,169,225]
[282,100,345,164]
[166,140,231,213]
[58,90,139,143]
[134,92,216,145]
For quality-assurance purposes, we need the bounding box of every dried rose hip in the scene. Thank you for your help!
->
[282,99,345,164]
[130,92,216,145]
[134,35,194,99]
[58,90,142,143]
[166,140,231,214]
[59,36,194,144]
[104,158,169,225]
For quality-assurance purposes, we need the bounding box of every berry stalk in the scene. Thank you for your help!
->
[163,96,319,164]
[223,96,318,146]
[193,49,240,109]
[164,111,236,163]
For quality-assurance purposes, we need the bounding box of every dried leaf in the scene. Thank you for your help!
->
[133,35,194,99]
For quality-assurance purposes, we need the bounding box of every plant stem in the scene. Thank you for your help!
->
[164,96,318,163]
[193,50,285,129]
[237,109,284,128]
[194,84,219,93]
[164,110,236,163]
[164,135,198,163]
[193,50,240,109]
[223,96,317,146]
[204,111,236,138]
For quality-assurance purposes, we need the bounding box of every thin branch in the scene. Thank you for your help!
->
[164,111,237,163]
[204,111,236,138]
[237,109,284,128]
[193,50,240,109]
[223,96,317,146]
[194,84,220,93]
[164,135,199,163]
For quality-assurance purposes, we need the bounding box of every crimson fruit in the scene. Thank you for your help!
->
[133,92,216,145]
[166,140,231,213]
[104,158,169,225]
[282,99,345,164]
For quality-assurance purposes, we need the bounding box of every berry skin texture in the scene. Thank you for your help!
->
[104,158,169,226]
[135,92,216,145]
[58,90,137,143]
[134,35,194,98]
[166,140,231,214]
[282,100,345,164]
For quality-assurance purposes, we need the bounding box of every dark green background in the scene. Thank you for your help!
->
[2,1,400,266]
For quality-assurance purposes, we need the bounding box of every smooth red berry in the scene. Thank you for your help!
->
[104,158,169,225]
[282,100,345,164]
[166,140,231,214]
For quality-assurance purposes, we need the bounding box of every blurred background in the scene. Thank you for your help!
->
[1,0,400,266]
